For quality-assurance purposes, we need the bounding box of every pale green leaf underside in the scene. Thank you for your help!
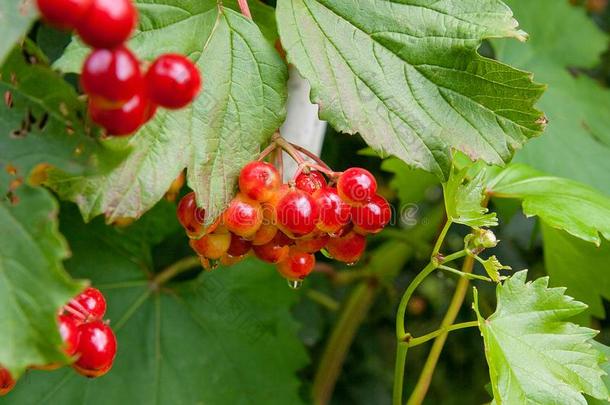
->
[474,270,609,405]
[443,165,497,227]
[0,0,36,63]
[0,187,83,377]
[0,207,307,405]
[276,0,545,179]
[50,4,287,223]
[488,164,610,245]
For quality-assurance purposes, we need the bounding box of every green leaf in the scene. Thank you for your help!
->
[49,4,287,223]
[480,255,510,282]
[276,0,546,179]
[474,270,609,405]
[0,187,83,378]
[0,41,125,195]
[493,0,610,195]
[443,164,497,227]
[0,0,36,63]
[0,204,307,404]
[542,224,610,321]
[488,164,610,245]
[381,157,439,207]
[588,342,610,405]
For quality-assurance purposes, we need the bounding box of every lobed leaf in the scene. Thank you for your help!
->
[276,0,546,179]
[474,270,609,405]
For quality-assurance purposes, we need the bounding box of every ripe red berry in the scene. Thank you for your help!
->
[223,194,263,237]
[276,190,319,236]
[36,0,93,29]
[0,367,15,396]
[58,315,80,356]
[276,249,315,281]
[145,54,201,109]
[227,233,252,257]
[238,161,281,202]
[81,47,143,105]
[73,321,117,378]
[88,91,150,136]
[76,0,137,49]
[295,232,330,253]
[190,231,231,260]
[295,171,326,194]
[352,194,391,234]
[177,192,211,237]
[253,232,291,263]
[337,167,377,205]
[313,187,351,233]
[326,231,366,264]
[69,287,107,321]
[252,223,278,246]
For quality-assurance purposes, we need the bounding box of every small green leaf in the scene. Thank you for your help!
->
[0,0,36,63]
[0,187,83,377]
[480,255,511,282]
[542,224,610,321]
[0,203,308,404]
[494,0,610,195]
[474,270,609,405]
[49,5,287,223]
[0,41,125,195]
[276,0,545,179]
[443,164,497,227]
[488,164,610,245]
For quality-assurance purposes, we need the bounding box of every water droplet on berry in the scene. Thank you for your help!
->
[287,279,303,289]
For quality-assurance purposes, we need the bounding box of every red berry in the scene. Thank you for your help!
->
[58,315,80,356]
[253,232,291,263]
[223,194,263,238]
[76,0,137,49]
[88,92,149,136]
[276,249,315,280]
[227,233,252,257]
[295,233,329,253]
[326,231,366,264]
[68,287,107,321]
[337,168,377,205]
[190,231,231,260]
[252,223,278,246]
[36,0,93,29]
[81,47,143,105]
[0,367,15,396]
[352,194,391,234]
[238,161,280,202]
[313,187,351,233]
[295,171,326,194]
[73,321,117,378]
[276,190,319,236]
[145,54,201,109]
[177,192,210,237]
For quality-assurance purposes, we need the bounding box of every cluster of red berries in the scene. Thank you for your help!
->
[36,0,201,136]
[0,287,116,396]
[177,143,391,287]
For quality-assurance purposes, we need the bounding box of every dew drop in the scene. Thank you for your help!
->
[287,279,303,290]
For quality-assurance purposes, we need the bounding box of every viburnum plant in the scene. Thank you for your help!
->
[2,0,610,404]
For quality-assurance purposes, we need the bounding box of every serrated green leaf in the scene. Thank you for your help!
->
[0,0,36,63]
[488,164,610,245]
[0,204,307,404]
[0,41,125,195]
[48,4,287,223]
[542,224,610,321]
[480,255,510,282]
[474,270,609,405]
[443,164,497,227]
[0,187,83,378]
[588,342,610,405]
[494,0,610,195]
[276,0,545,179]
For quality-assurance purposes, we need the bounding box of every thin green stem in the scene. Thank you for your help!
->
[407,321,479,348]
[431,220,452,257]
[395,262,437,339]
[440,249,467,265]
[437,264,491,282]
[151,256,201,287]
[306,289,340,311]
[406,255,475,405]
[393,342,409,405]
